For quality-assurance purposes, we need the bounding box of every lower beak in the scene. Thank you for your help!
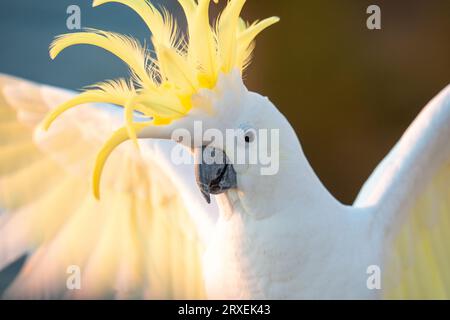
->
[195,146,238,204]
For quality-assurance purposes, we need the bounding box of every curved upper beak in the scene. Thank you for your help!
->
[195,146,237,204]
[138,118,237,203]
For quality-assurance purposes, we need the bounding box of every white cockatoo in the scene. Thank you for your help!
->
[0,0,449,300]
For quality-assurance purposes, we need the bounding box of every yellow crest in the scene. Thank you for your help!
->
[42,0,279,198]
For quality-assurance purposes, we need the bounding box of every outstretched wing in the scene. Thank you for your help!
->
[0,74,218,299]
[355,85,450,299]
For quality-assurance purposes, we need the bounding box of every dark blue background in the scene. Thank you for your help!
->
[0,0,179,89]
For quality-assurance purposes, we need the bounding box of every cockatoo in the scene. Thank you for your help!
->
[0,0,449,300]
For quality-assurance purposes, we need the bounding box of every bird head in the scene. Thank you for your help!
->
[42,0,292,215]
[160,69,302,219]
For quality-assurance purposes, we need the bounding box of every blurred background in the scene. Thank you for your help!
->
[0,0,448,202]
[0,0,449,297]
[0,0,450,293]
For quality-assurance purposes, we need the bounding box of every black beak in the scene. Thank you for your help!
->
[195,146,237,204]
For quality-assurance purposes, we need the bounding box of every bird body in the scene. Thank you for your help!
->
[0,0,449,300]
[203,195,380,300]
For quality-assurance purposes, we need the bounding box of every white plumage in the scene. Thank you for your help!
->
[0,0,449,301]
[0,71,449,299]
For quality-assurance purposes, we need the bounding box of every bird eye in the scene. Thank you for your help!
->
[244,129,256,144]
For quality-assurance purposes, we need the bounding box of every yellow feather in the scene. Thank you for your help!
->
[41,87,132,131]
[92,123,149,200]
[93,0,180,49]
[47,0,279,198]
[186,0,219,85]
[155,44,198,92]
[135,90,190,118]
[384,165,450,299]
[177,0,196,17]
[217,0,246,73]
[237,17,280,69]
[0,74,207,299]
[49,30,153,87]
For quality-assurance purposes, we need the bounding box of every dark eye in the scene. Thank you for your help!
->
[244,130,256,144]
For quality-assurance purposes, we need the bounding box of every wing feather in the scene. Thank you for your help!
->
[0,74,214,299]
[355,85,450,299]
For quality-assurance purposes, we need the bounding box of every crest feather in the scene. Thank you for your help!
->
[46,0,279,198]
[50,30,153,88]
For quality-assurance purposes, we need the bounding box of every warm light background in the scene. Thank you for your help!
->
[243,0,450,203]
[0,0,449,206]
